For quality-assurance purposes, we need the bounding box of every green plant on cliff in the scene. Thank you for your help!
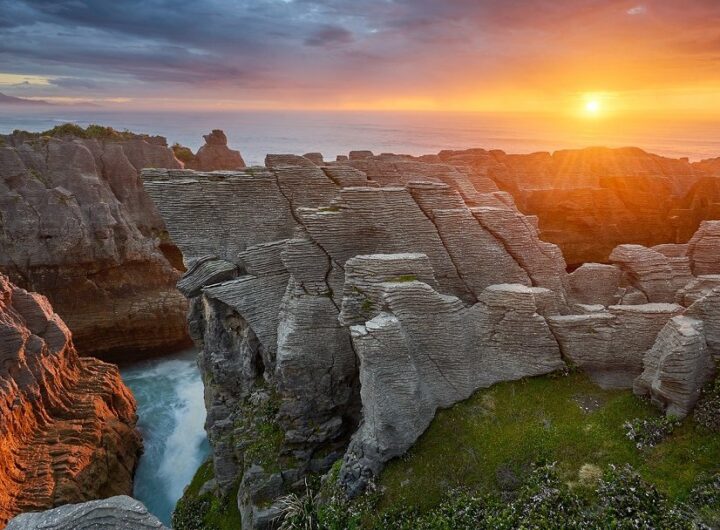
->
[172,460,242,530]
[172,142,196,164]
[12,123,142,140]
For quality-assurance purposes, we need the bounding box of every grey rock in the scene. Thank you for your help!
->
[5,496,168,530]
[634,316,716,418]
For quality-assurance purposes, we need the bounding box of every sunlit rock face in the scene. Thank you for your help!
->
[5,496,167,530]
[431,146,720,266]
[143,148,720,528]
[0,274,142,528]
[0,131,188,360]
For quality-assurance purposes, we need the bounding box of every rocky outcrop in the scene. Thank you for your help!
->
[0,274,141,528]
[634,316,715,418]
[142,149,720,528]
[342,280,564,494]
[5,496,167,530]
[182,129,246,171]
[0,130,189,360]
[431,146,720,265]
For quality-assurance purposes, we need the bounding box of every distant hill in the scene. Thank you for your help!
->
[0,92,52,106]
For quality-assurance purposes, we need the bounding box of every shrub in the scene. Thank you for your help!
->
[694,374,720,432]
[172,142,196,164]
[623,415,680,449]
[596,464,696,529]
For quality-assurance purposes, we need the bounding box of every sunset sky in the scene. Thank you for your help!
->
[2,0,720,116]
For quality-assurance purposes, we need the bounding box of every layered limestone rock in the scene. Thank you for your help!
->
[688,221,720,275]
[0,274,142,528]
[548,303,684,388]
[183,129,246,171]
[5,496,167,530]
[634,316,715,418]
[428,146,720,265]
[0,130,188,360]
[142,151,720,527]
[340,280,565,494]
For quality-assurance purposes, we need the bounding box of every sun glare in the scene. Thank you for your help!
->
[585,100,601,114]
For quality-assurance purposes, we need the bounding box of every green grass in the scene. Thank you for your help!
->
[173,460,243,530]
[378,372,720,514]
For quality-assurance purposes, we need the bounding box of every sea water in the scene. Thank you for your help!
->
[2,108,720,164]
[120,349,209,526]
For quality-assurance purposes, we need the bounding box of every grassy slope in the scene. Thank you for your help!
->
[378,372,720,514]
[173,460,242,530]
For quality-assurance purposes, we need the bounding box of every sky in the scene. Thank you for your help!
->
[1,0,720,115]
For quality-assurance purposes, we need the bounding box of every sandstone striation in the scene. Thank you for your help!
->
[142,147,720,528]
[634,316,715,418]
[5,496,167,530]
[0,129,189,360]
[0,274,142,528]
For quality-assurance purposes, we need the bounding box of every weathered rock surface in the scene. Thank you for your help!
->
[142,149,720,528]
[5,496,167,530]
[430,146,720,265]
[549,303,684,388]
[183,129,246,171]
[634,316,715,418]
[0,130,188,360]
[0,274,142,528]
[341,281,565,495]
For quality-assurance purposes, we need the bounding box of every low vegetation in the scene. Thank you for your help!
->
[172,142,196,164]
[172,460,242,530]
[276,372,720,529]
[12,123,143,140]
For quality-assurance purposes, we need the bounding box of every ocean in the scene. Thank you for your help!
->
[2,108,720,165]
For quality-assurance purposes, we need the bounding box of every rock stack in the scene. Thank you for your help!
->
[142,149,720,529]
[0,274,142,528]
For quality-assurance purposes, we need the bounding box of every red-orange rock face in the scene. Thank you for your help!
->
[436,147,720,266]
[0,274,142,528]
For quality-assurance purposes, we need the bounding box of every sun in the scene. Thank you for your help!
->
[585,100,601,114]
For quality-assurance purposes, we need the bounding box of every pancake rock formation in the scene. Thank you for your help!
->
[143,149,720,529]
[5,496,168,530]
[174,129,246,171]
[0,274,142,528]
[0,129,189,360]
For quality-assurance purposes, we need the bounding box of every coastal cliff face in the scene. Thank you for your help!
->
[0,130,189,360]
[412,146,720,266]
[143,148,719,528]
[0,274,142,528]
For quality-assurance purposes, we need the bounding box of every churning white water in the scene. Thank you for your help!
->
[120,349,210,526]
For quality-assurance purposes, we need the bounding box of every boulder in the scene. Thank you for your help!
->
[5,496,167,530]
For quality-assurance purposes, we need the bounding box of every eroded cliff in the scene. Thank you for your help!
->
[0,274,142,528]
[0,128,189,360]
[142,148,720,529]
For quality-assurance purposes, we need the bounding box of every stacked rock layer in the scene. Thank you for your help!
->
[0,131,189,360]
[143,150,719,529]
[0,274,142,528]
